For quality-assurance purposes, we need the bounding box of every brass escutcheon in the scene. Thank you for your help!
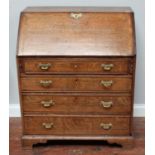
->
[40,80,52,87]
[39,63,51,70]
[101,64,114,71]
[100,80,113,88]
[42,123,54,129]
[41,100,55,108]
[100,101,113,108]
[70,12,82,19]
[100,123,112,130]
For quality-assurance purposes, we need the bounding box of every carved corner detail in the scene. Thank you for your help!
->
[128,59,135,74]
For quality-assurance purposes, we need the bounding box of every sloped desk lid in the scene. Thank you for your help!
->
[17,7,136,56]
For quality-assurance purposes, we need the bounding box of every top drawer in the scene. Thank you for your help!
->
[21,58,131,75]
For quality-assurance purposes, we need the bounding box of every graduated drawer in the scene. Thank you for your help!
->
[22,58,130,75]
[23,115,130,136]
[22,93,132,115]
[20,75,132,92]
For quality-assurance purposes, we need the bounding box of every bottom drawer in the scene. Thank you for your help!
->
[23,115,130,136]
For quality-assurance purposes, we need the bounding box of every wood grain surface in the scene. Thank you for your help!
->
[17,8,135,56]
[23,115,130,135]
[23,58,130,74]
[22,93,132,114]
[20,75,132,92]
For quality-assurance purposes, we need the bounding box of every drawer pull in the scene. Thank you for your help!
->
[100,101,113,108]
[70,13,82,20]
[100,80,113,88]
[42,123,54,129]
[41,100,55,108]
[101,64,114,71]
[100,123,112,130]
[40,80,52,87]
[39,63,51,70]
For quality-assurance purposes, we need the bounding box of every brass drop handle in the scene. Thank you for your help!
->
[39,63,51,70]
[100,80,113,88]
[70,12,82,19]
[40,80,52,87]
[100,123,112,130]
[41,100,55,108]
[101,64,114,71]
[100,101,113,108]
[42,123,54,129]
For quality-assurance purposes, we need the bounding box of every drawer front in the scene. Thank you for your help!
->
[21,76,132,92]
[23,58,129,74]
[22,94,131,114]
[23,115,130,135]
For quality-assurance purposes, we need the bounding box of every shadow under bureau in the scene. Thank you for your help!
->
[16,7,136,149]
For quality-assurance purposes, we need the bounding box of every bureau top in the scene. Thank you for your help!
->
[23,7,133,13]
[17,7,136,56]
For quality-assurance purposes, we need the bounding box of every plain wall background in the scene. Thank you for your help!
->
[9,0,145,106]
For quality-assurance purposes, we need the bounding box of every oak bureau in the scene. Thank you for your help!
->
[16,7,136,149]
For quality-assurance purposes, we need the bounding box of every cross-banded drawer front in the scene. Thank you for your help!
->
[22,94,131,114]
[23,115,130,136]
[23,58,130,75]
[20,76,132,92]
